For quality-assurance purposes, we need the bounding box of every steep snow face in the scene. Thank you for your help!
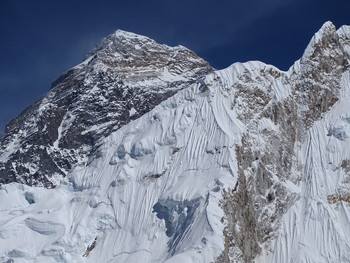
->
[1,21,350,263]
[0,30,212,187]
[216,22,350,262]
[256,71,350,263]
[0,71,242,263]
[253,23,350,261]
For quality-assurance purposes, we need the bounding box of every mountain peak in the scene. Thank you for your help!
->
[309,21,336,44]
[301,21,338,61]
[319,20,336,33]
[113,29,151,40]
[0,28,212,187]
[85,29,173,59]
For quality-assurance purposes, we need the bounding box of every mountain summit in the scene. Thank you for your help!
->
[1,22,350,263]
[0,30,212,187]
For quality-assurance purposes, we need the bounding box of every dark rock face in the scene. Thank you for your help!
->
[0,30,213,187]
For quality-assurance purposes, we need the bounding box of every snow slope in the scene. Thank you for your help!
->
[1,21,350,263]
[0,72,241,262]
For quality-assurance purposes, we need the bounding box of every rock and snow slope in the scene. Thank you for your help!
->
[1,22,350,262]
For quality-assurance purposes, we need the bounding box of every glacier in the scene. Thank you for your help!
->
[0,21,350,262]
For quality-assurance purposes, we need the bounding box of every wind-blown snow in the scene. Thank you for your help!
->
[0,71,242,262]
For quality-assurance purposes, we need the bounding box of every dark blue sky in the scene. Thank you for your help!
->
[0,0,349,131]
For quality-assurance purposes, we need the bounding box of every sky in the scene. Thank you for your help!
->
[0,0,349,132]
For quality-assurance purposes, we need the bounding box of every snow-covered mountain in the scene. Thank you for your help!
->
[1,21,350,263]
[0,30,212,187]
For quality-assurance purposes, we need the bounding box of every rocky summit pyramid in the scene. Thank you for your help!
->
[1,21,350,263]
